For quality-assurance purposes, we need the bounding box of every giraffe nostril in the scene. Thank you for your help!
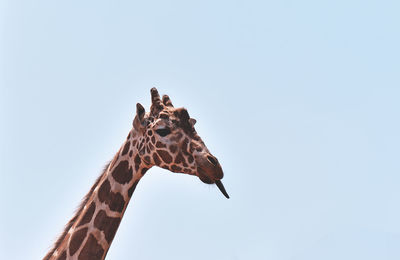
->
[207,155,218,166]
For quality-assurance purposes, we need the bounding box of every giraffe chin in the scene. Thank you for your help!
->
[197,167,214,184]
[197,167,230,199]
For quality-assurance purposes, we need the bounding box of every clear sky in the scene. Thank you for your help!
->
[1,0,399,259]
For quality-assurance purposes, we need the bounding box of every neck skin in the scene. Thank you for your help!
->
[45,129,149,260]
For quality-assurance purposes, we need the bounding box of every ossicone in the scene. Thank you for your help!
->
[150,87,164,115]
[162,94,173,107]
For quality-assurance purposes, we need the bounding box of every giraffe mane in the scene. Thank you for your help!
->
[43,161,111,260]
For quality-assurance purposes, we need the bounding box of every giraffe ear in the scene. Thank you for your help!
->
[179,108,190,121]
[189,118,196,126]
[133,103,145,129]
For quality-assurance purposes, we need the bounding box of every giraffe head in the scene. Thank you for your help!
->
[132,88,229,198]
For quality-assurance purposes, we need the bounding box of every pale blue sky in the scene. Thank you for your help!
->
[1,0,400,259]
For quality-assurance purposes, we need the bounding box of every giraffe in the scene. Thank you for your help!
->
[44,88,229,260]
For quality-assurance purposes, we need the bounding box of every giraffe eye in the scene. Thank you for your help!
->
[155,128,171,137]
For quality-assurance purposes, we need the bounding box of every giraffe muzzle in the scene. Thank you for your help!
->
[196,154,230,199]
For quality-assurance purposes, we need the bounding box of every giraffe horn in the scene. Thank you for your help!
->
[215,180,230,199]
[162,94,173,107]
[150,87,161,104]
[150,87,163,115]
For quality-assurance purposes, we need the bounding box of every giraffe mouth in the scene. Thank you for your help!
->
[197,167,230,199]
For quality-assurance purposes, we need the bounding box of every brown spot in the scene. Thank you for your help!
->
[177,132,183,139]
[134,155,141,171]
[174,153,184,164]
[108,192,125,213]
[129,150,133,157]
[152,153,161,165]
[127,132,131,139]
[56,251,66,260]
[171,165,182,172]
[78,234,105,260]
[157,150,172,164]
[112,160,132,184]
[151,136,156,144]
[169,145,177,153]
[182,138,189,153]
[143,155,151,164]
[187,154,194,164]
[98,179,126,213]
[128,180,139,197]
[141,167,149,175]
[98,179,111,203]
[177,153,188,167]
[156,141,166,148]
[77,202,95,227]
[121,141,130,155]
[148,142,154,151]
[147,130,153,136]
[146,137,150,142]
[69,227,88,256]
[94,210,121,244]
[171,131,183,142]
[132,139,137,146]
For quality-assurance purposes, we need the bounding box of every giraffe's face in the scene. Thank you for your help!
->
[132,88,229,198]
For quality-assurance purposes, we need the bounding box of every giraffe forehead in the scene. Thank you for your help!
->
[144,106,199,139]
[148,105,190,121]
[149,114,183,127]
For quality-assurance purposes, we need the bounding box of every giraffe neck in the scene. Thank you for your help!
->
[45,130,150,260]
